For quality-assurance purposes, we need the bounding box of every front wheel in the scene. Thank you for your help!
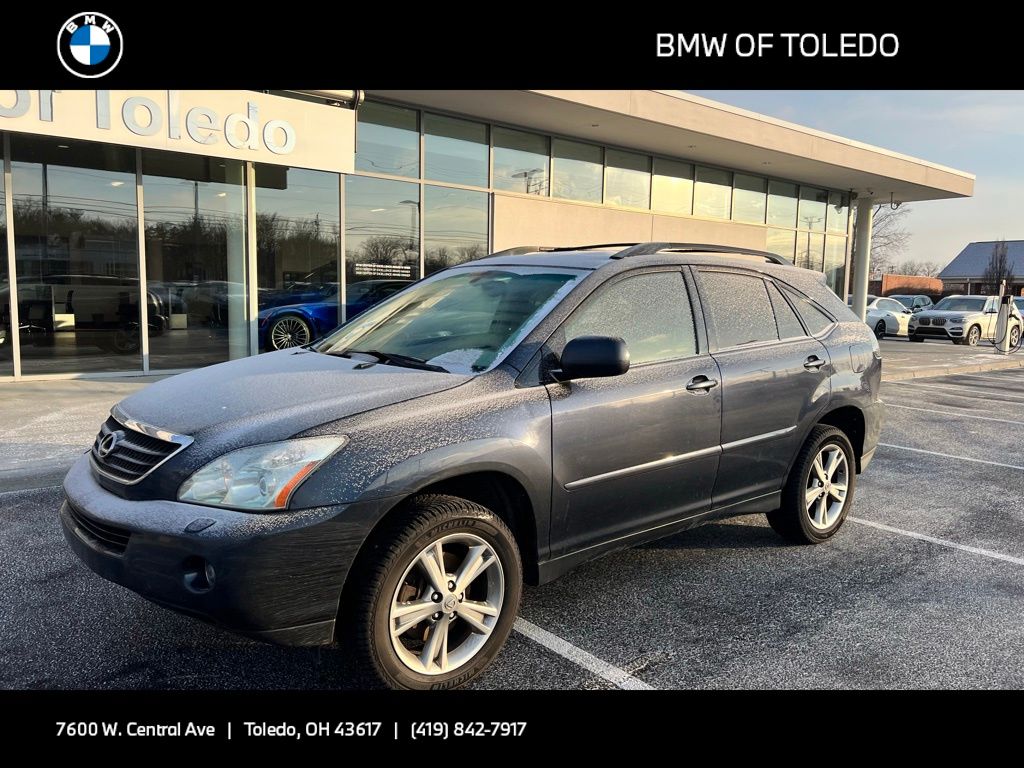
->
[767,425,856,544]
[345,494,522,689]
[267,315,312,350]
[965,324,982,346]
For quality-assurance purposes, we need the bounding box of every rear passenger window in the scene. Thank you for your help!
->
[562,271,697,364]
[782,286,835,336]
[766,281,805,339]
[698,271,778,348]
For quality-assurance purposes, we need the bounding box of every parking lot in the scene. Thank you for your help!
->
[3,364,1024,689]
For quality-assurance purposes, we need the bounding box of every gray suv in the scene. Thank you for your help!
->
[60,242,884,690]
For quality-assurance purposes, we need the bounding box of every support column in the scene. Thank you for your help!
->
[851,197,874,322]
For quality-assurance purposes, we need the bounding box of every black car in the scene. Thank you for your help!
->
[61,242,884,689]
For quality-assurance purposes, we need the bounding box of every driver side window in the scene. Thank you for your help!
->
[559,271,698,365]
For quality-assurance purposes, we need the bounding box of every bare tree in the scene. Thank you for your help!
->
[894,259,942,277]
[850,203,913,277]
[982,239,1015,293]
[918,261,941,277]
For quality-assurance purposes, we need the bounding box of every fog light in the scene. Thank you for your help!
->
[183,556,215,593]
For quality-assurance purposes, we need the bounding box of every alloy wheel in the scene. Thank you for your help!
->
[805,444,849,530]
[270,317,311,349]
[388,533,505,675]
[967,326,981,346]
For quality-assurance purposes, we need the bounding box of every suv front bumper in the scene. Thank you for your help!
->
[60,454,369,646]
[909,325,964,341]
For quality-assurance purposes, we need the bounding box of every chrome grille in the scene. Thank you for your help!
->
[931,318,946,326]
[918,317,931,326]
[90,409,191,484]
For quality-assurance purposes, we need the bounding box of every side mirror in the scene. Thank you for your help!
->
[903,309,913,315]
[554,336,630,381]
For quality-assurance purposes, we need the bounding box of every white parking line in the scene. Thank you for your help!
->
[892,380,1024,402]
[885,403,1024,425]
[944,371,1024,383]
[513,617,655,690]
[878,442,1024,471]
[849,517,1024,567]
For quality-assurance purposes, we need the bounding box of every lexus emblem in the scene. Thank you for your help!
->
[97,430,124,458]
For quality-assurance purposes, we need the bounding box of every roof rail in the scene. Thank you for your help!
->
[490,242,788,265]
[610,242,788,264]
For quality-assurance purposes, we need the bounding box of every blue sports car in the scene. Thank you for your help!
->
[258,279,412,351]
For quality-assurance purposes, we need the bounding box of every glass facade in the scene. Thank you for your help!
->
[424,186,488,274]
[0,98,855,377]
[552,139,602,203]
[143,151,247,369]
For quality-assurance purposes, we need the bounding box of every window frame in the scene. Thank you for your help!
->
[691,267,789,352]
[546,266,706,370]
[778,282,839,339]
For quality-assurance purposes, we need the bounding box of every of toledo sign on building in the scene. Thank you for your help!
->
[0,90,353,173]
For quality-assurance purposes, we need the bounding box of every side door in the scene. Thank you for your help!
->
[879,298,910,334]
[692,268,833,509]
[547,268,722,555]
[983,296,999,337]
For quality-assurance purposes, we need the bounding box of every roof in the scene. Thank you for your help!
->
[939,241,1024,279]
[362,89,975,204]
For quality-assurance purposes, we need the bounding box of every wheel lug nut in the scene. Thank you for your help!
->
[433,612,442,620]
[431,592,441,602]
[448,581,456,591]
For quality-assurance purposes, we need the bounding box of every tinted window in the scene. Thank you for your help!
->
[699,271,777,348]
[492,128,548,195]
[767,281,805,339]
[563,272,697,365]
[604,150,651,209]
[783,286,835,336]
[355,102,419,178]
[424,114,488,187]
[552,139,603,203]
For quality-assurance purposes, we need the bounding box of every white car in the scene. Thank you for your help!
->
[847,295,912,339]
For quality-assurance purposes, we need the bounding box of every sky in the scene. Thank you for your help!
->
[692,91,1024,269]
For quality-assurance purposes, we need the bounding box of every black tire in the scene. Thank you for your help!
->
[909,335,925,342]
[1011,325,1021,348]
[767,425,856,544]
[873,320,886,339]
[344,494,522,690]
[965,324,982,346]
[266,314,312,351]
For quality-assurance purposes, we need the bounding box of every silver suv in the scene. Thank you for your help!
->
[909,294,1022,346]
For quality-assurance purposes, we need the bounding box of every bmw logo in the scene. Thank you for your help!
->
[57,12,123,78]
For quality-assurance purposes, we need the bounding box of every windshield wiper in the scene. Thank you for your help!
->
[337,348,449,373]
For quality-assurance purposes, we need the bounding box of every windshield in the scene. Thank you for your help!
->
[892,296,914,308]
[314,266,585,374]
[934,297,986,312]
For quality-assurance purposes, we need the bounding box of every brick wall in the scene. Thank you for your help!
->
[869,274,944,298]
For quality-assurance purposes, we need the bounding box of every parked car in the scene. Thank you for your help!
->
[848,294,912,339]
[888,294,934,313]
[61,242,883,689]
[1014,296,1024,316]
[259,280,412,351]
[908,294,1022,345]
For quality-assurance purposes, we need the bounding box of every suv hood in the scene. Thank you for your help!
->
[915,309,982,319]
[116,349,470,440]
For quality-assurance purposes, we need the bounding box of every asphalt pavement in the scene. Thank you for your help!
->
[4,366,1024,689]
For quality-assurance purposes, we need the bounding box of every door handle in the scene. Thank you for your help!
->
[803,356,825,370]
[686,375,719,392]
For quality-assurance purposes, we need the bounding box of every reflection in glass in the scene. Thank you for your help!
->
[344,176,419,320]
[797,231,825,272]
[825,236,847,296]
[694,166,732,219]
[732,174,767,224]
[11,137,140,374]
[493,128,548,195]
[651,158,693,215]
[355,102,419,178]
[142,151,247,369]
[552,139,603,203]
[604,150,650,209]
[827,192,849,233]
[0,154,9,376]
[424,114,488,188]
[765,228,796,263]
[767,181,798,227]
[799,187,828,231]
[255,165,340,352]
[424,186,488,275]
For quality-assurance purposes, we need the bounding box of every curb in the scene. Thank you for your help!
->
[881,357,1024,382]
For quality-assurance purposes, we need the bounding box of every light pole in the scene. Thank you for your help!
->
[398,199,418,253]
[511,168,543,195]
[800,215,823,270]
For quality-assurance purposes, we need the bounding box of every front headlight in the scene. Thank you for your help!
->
[178,436,347,511]
[949,317,965,324]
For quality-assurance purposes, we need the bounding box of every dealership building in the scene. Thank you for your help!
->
[0,89,973,379]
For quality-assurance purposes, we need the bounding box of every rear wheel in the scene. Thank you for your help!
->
[345,494,522,690]
[1010,325,1021,348]
[873,320,886,339]
[768,425,856,544]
